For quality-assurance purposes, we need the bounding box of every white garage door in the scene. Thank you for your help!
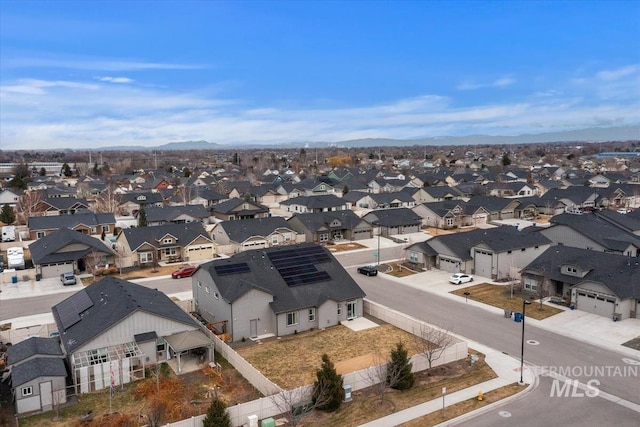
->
[186,245,213,261]
[439,257,459,273]
[474,250,493,278]
[41,261,74,278]
[352,229,371,240]
[576,291,615,317]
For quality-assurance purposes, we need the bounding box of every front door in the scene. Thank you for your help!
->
[40,381,52,411]
[250,319,258,338]
[346,301,357,320]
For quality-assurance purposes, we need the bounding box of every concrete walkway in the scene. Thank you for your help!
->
[360,342,534,427]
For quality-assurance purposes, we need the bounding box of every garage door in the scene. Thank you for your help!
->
[576,291,615,317]
[474,250,493,278]
[439,258,459,273]
[352,229,371,240]
[475,214,488,225]
[41,261,74,278]
[186,245,213,261]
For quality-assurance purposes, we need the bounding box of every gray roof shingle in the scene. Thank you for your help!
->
[52,276,198,354]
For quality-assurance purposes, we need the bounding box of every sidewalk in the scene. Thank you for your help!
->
[360,342,534,427]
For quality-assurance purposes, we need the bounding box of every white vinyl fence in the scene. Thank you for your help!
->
[165,300,469,427]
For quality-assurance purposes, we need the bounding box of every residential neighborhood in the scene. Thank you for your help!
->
[0,142,639,426]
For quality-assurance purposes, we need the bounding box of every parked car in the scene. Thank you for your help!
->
[357,265,378,276]
[60,272,77,286]
[171,265,197,279]
[449,273,473,285]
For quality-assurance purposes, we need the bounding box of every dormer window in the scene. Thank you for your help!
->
[136,195,147,201]
[163,238,173,244]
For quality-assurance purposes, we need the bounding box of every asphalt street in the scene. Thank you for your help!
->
[457,376,640,427]
[347,270,640,425]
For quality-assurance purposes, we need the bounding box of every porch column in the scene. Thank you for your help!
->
[177,352,182,374]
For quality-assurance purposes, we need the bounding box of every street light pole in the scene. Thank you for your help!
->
[377,224,381,267]
[520,300,532,385]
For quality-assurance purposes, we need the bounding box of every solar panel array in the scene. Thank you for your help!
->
[268,246,332,287]
[214,262,250,276]
[57,289,94,331]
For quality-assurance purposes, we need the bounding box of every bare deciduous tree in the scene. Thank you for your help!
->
[270,381,333,427]
[415,323,454,370]
[16,190,44,224]
[361,350,409,404]
[93,184,122,214]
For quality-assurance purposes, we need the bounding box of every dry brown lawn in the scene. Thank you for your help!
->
[384,262,419,278]
[327,242,367,252]
[451,283,563,320]
[301,350,502,427]
[237,322,422,389]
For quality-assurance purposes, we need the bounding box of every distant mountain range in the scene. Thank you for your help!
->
[94,125,639,151]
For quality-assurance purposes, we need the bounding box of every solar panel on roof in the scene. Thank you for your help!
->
[214,262,250,276]
[57,289,94,331]
[268,246,332,286]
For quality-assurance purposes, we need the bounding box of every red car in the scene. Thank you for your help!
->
[171,266,197,279]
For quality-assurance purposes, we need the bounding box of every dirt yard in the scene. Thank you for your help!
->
[326,242,367,252]
[237,321,422,389]
[12,356,261,427]
[451,283,563,320]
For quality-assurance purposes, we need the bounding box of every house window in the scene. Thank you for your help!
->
[164,247,177,256]
[409,252,419,263]
[21,386,33,397]
[88,347,108,365]
[523,277,538,291]
[139,252,152,263]
[163,238,173,244]
[36,231,45,239]
[243,203,249,210]
[446,217,454,227]
[337,303,342,316]
[308,308,316,322]
[102,225,109,232]
[272,235,278,244]
[156,338,166,353]
[283,233,291,242]
[319,233,329,242]
[286,311,299,327]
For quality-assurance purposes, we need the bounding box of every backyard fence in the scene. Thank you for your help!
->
[163,299,469,427]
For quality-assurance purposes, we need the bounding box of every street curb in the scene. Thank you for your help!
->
[432,368,538,426]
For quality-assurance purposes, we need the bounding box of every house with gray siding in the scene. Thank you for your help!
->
[537,213,640,256]
[406,226,551,280]
[52,277,212,394]
[192,243,366,342]
[210,217,305,254]
[7,337,67,414]
[287,210,373,243]
[521,246,639,319]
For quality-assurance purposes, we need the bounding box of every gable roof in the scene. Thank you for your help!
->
[364,208,423,227]
[144,205,209,222]
[11,357,67,387]
[199,243,365,313]
[288,210,369,232]
[52,276,198,354]
[28,212,116,231]
[7,337,63,365]
[211,198,269,214]
[120,222,211,251]
[423,225,551,260]
[29,227,115,264]
[216,217,294,243]
[545,213,640,252]
[522,246,640,299]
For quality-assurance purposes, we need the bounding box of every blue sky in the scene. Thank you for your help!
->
[1,1,639,150]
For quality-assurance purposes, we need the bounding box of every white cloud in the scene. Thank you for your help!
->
[98,76,134,84]
[457,76,516,91]
[596,65,639,81]
[1,75,638,150]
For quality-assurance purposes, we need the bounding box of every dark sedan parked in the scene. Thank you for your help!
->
[357,265,378,276]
